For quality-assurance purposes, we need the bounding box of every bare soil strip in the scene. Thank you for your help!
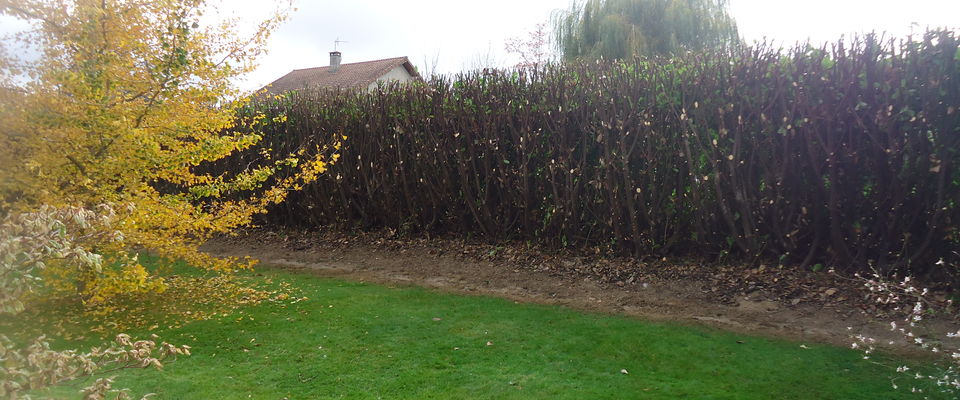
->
[203,232,952,354]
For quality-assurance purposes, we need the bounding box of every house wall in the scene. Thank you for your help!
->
[366,65,414,91]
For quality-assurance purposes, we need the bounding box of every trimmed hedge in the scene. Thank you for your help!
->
[229,31,959,276]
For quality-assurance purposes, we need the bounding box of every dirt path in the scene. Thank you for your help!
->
[203,233,946,353]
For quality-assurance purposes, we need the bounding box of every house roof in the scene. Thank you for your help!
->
[262,56,421,94]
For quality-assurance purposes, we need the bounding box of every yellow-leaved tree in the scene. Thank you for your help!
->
[0,0,335,306]
[0,2,333,396]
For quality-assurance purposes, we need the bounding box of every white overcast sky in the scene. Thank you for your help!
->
[232,0,960,91]
[3,0,959,92]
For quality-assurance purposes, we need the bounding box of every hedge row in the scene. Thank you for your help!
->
[226,31,959,276]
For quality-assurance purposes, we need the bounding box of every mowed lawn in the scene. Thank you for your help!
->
[13,259,927,400]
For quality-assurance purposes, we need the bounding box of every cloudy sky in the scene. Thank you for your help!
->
[3,0,959,91]
[234,0,959,91]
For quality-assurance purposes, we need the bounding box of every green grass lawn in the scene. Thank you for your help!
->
[8,258,933,399]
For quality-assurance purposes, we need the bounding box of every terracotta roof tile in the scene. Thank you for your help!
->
[262,56,420,94]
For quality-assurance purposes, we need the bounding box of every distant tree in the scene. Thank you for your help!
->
[419,51,442,81]
[552,0,741,60]
[505,22,553,69]
[463,42,504,72]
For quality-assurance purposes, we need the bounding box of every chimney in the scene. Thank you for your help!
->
[329,51,342,73]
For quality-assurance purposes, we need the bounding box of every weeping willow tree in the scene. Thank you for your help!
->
[553,0,741,60]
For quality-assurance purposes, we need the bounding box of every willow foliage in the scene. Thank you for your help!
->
[553,0,741,60]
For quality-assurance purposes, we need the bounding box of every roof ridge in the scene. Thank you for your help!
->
[261,56,418,94]
[358,57,414,87]
[291,56,408,72]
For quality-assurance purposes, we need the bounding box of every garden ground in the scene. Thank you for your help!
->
[204,229,957,354]
[20,254,930,399]
[9,230,956,399]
